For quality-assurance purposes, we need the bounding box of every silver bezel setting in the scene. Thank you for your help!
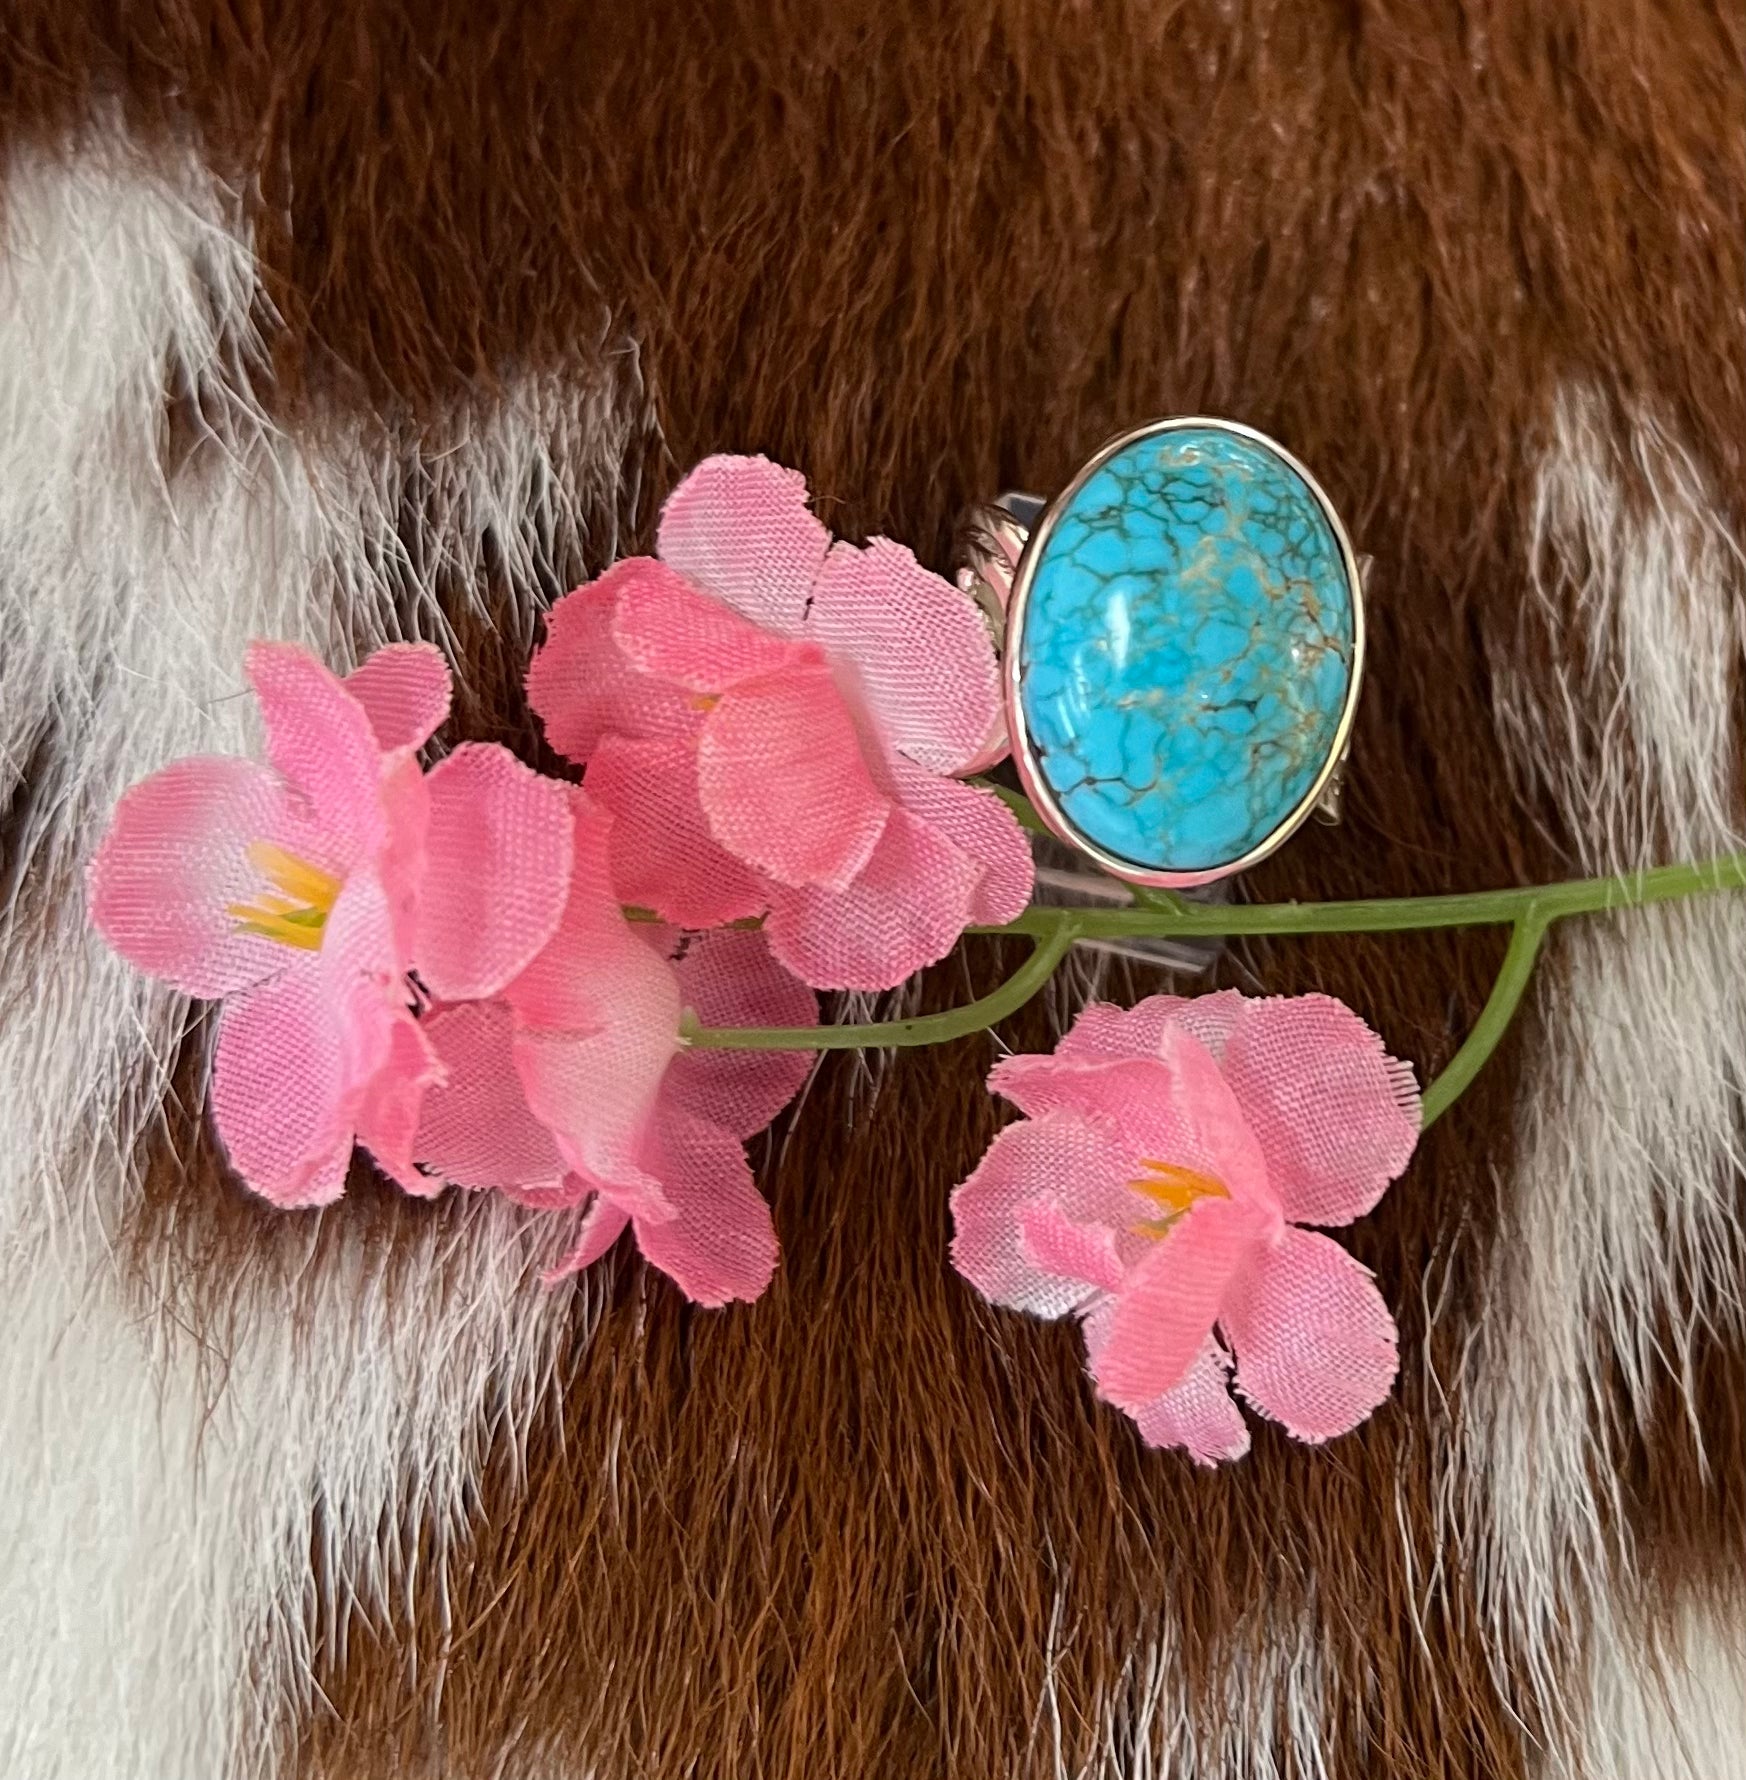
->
[1003,415,1367,890]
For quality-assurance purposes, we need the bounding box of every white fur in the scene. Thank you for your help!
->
[1556,1599,1746,1780]
[1074,1607,1329,1780]
[0,137,644,1778]
[1467,390,1746,1768]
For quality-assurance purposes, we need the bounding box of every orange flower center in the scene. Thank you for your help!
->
[227,842,342,951]
[1128,1157,1228,1238]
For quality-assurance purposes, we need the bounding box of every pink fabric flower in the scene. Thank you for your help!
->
[87,642,574,1207]
[525,455,1033,991]
[950,992,1421,1463]
[410,787,817,1304]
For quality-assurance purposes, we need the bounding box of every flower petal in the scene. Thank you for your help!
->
[763,803,981,991]
[1056,992,1256,1065]
[697,661,890,890]
[301,877,418,1195]
[886,756,1034,924]
[990,1028,1277,1212]
[245,642,385,866]
[314,865,402,988]
[414,1000,568,1193]
[612,557,801,690]
[987,1055,1114,1124]
[372,752,430,966]
[665,930,817,1138]
[506,788,681,1035]
[1222,1227,1399,1443]
[1017,1198,1126,1294]
[806,537,1002,773]
[1219,995,1423,1227]
[1160,990,1255,1062]
[343,642,452,751]
[1056,999,1179,1063]
[415,744,575,1001]
[526,571,701,766]
[354,1010,445,1194]
[505,789,682,1218]
[210,968,361,1207]
[1090,1198,1261,1411]
[949,1112,1134,1317]
[585,734,768,927]
[545,1193,633,1282]
[498,1173,592,1212]
[656,454,830,637]
[87,755,310,997]
[1128,1348,1252,1464]
[513,1028,674,1221]
[629,1106,779,1306]
[1083,1306,1250,1464]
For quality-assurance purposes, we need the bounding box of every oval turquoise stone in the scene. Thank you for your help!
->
[1016,425,1356,875]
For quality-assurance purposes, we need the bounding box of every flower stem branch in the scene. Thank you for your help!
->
[1417,913,1548,1130]
[681,921,1083,1052]
[974,848,1746,939]
[682,833,1746,1123]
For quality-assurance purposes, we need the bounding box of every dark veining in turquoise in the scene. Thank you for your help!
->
[1017,426,1355,874]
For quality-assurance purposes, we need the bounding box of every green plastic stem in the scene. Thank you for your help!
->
[974,849,1746,940]
[1417,913,1549,1130]
[679,922,1082,1053]
[680,792,1746,1125]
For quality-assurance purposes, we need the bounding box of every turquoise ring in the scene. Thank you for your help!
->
[972,417,1365,890]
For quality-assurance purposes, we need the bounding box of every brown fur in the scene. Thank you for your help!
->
[4,0,1744,1773]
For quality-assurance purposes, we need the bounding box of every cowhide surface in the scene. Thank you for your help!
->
[1,4,1741,1776]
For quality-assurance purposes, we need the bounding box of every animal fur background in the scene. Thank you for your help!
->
[0,2,1741,1775]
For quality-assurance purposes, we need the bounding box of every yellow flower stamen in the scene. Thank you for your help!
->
[250,842,342,908]
[1128,1157,1228,1238]
[227,841,343,952]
